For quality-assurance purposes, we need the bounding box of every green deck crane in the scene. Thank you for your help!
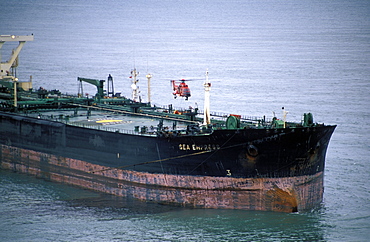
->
[77,77,105,102]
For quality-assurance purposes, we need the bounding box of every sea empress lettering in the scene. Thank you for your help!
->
[178,144,220,151]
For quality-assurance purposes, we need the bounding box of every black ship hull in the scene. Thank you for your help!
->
[0,112,335,212]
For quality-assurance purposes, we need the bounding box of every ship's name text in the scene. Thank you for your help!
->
[178,144,220,151]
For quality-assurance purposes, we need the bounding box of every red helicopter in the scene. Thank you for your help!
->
[171,79,191,100]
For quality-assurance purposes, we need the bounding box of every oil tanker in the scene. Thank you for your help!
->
[0,35,336,212]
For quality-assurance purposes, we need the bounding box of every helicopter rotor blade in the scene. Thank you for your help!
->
[177,78,203,82]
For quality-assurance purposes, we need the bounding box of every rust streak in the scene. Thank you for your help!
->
[0,144,324,212]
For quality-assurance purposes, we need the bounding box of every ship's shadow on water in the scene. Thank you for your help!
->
[65,192,184,215]
[63,199,325,241]
[147,208,327,241]
[65,192,327,241]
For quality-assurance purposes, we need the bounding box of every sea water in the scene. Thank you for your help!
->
[1,0,369,241]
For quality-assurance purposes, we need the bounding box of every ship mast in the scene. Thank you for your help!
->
[130,68,140,102]
[203,69,211,125]
[146,73,152,103]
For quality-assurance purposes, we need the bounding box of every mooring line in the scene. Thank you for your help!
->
[188,131,238,174]
[90,132,254,174]
[91,149,212,174]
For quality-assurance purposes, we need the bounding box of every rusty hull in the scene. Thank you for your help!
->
[0,144,323,213]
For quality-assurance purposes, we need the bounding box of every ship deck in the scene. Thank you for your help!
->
[25,109,192,136]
